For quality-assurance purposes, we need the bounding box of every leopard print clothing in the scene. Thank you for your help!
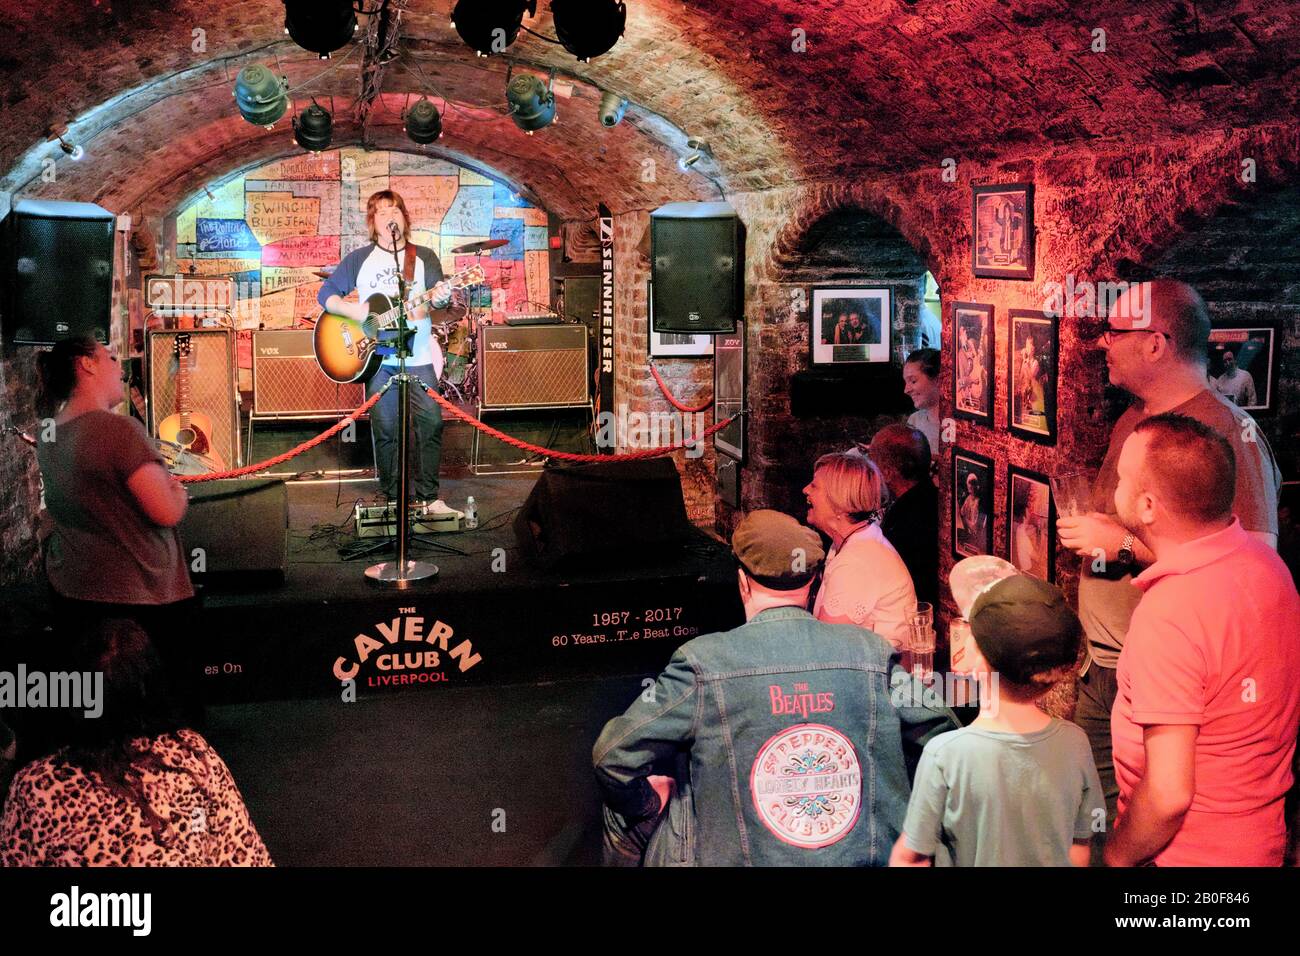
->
[0,728,273,867]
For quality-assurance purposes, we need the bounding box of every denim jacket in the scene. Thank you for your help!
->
[593,606,958,866]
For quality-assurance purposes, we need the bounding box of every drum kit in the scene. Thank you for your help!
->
[431,238,508,404]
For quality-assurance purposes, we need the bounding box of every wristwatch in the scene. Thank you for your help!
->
[1117,533,1136,567]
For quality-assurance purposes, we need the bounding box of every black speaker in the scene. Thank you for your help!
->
[651,201,740,333]
[1,199,115,345]
[514,458,694,568]
[180,479,289,586]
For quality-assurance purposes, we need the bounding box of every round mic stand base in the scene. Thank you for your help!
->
[365,559,439,587]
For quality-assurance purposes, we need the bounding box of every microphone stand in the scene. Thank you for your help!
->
[364,224,441,587]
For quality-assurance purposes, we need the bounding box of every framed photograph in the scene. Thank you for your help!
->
[1007,465,1055,583]
[1207,323,1278,414]
[1008,309,1058,444]
[952,449,995,561]
[810,288,891,366]
[972,183,1034,280]
[648,280,714,357]
[952,301,995,424]
[713,331,745,461]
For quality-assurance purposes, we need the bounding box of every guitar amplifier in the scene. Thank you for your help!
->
[147,328,240,469]
[252,329,365,418]
[478,323,589,410]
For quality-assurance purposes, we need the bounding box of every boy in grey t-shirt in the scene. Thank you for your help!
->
[891,575,1104,866]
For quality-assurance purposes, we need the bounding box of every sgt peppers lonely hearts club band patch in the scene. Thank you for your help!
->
[750,723,862,848]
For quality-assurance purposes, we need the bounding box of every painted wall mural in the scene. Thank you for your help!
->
[167,148,552,390]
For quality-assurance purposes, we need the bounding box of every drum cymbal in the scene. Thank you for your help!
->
[450,238,509,254]
[313,266,336,279]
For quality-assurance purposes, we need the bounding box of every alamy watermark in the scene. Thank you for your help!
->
[1040,274,1153,323]
[0,666,103,718]
[593,403,706,458]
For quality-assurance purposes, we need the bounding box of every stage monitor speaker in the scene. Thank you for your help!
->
[513,458,693,569]
[181,479,288,586]
[479,323,589,410]
[147,328,240,469]
[1,199,115,345]
[650,201,740,333]
[253,329,365,417]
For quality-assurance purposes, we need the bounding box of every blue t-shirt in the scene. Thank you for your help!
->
[318,242,448,370]
[902,718,1104,866]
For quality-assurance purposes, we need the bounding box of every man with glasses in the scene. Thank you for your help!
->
[1057,279,1281,854]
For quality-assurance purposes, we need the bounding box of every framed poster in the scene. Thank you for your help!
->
[648,280,714,357]
[810,287,891,366]
[972,183,1034,280]
[952,448,994,561]
[1007,465,1055,583]
[1207,323,1278,414]
[952,301,995,425]
[713,331,744,461]
[1008,309,1058,444]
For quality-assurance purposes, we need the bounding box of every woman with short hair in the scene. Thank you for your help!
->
[803,450,918,648]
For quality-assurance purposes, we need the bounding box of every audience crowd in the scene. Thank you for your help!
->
[2,279,1297,867]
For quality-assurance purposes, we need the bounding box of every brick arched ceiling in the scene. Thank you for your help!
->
[1,1,1297,222]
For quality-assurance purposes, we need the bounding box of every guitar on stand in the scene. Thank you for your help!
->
[156,332,224,473]
[312,264,487,385]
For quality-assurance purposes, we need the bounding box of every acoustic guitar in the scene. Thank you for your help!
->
[156,333,225,471]
[313,264,486,384]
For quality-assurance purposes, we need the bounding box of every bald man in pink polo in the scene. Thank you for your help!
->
[1105,413,1300,866]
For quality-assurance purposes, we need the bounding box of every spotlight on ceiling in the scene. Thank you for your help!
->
[283,0,357,59]
[234,64,290,128]
[293,101,333,152]
[405,97,443,144]
[678,137,713,171]
[598,91,627,127]
[506,72,556,134]
[451,0,537,57]
[551,0,626,62]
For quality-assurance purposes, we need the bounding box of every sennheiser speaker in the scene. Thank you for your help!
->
[513,458,694,569]
[181,479,288,585]
[147,328,240,470]
[1,199,115,345]
[253,329,365,417]
[479,323,589,409]
[650,201,741,333]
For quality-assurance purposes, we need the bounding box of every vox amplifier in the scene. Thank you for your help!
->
[478,323,589,410]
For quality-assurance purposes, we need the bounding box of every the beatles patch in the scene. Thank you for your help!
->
[749,723,862,848]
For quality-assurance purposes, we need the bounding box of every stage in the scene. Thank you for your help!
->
[188,467,743,706]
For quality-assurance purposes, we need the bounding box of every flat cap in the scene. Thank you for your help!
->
[731,509,824,589]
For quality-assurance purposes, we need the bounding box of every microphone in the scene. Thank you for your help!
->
[388,222,400,239]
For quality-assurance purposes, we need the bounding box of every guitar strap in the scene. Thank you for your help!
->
[403,243,417,284]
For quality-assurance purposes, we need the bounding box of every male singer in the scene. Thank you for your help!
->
[318,189,454,515]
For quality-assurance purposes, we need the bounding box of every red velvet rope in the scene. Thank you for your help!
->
[649,360,714,413]
[178,379,740,483]
[178,390,386,483]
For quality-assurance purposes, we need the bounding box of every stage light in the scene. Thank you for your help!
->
[551,0,626,61]
[56,136,84,161]
[405,97,443,144]
[283,0,357,59]
[293,101,333,152]
[506,73,556,133]
[451,0,536,57]
[234,64,290,128]
[598,91,627,127]
[678,137,713,171]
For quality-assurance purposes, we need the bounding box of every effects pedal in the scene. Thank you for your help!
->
[354,502,462,538]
